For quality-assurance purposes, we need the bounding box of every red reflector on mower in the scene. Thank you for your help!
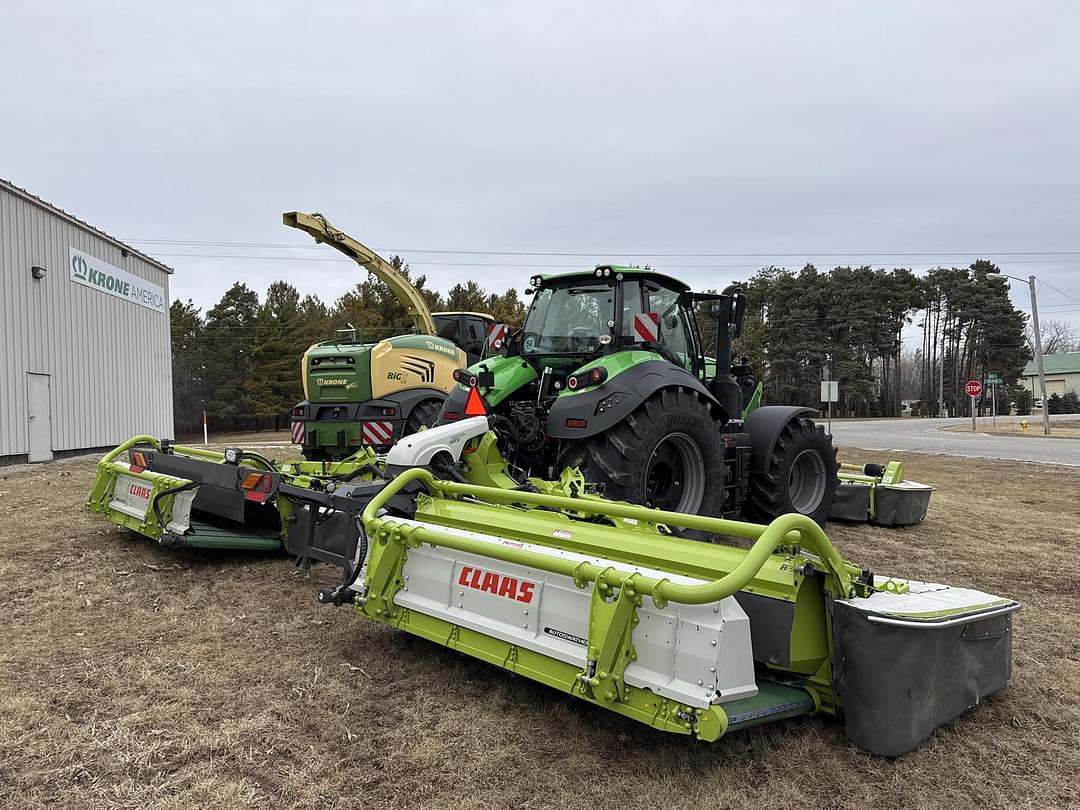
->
[443,411,460,421]
[240,472,269,491]
[240,472,273,502]
[565,418,588,429]
[464,386,488,417]
[567,375,579,390]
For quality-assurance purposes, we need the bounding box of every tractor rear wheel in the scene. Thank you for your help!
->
[746,417,837,524]
[560,388,725,519]
[405,398,443,436]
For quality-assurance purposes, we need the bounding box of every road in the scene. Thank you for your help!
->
[828,414,1080,466]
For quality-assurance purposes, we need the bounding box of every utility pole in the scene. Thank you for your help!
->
[989,272,1051,436]
[938,339,945,417]
[1028,275,1052,436]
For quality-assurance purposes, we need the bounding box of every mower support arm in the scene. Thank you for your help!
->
[362,468,856,605]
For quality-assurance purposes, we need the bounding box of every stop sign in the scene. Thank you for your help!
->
[965,380,983,398]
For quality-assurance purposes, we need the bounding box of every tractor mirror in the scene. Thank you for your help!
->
[708,302,721,318]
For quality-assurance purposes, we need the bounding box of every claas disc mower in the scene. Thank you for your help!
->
[88,419,1017,756]
[437,268,839,525]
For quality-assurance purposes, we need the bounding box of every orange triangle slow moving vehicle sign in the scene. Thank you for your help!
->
[464,385,488,417]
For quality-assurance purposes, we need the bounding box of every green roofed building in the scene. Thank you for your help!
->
[1021,351,1080,400]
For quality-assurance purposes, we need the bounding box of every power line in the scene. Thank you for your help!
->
[1037,278,1080,308]
[149,251,1080,270]
[127,238,1080,259]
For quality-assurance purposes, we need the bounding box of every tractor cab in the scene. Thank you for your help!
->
[516,267,754,417]
[518,266,701,370]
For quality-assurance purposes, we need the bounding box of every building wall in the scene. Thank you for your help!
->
[1,186,173,460]
[1024,372,1080,398]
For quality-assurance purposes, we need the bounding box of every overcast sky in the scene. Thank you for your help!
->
[2,2,1078,332]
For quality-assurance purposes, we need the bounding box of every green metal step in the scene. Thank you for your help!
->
[721,680,817,731]
[170,519,282,551]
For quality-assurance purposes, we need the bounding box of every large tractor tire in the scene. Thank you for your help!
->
[405,398,443,435]
[745,416,838,525]
[560,388,725,519]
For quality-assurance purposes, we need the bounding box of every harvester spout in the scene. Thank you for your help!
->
[283,211,438,336]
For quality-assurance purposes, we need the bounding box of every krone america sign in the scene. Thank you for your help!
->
[69,247,166,314]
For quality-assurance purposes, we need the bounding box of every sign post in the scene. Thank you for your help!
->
[965,380,983,431]
[821,380,838,436]
[984,373,1003,428]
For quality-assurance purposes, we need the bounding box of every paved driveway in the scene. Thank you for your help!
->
[827,414,1080,466]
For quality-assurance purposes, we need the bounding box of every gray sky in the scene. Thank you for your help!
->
[3,2,1078,332]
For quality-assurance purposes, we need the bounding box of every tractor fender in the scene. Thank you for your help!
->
[546,360,725,440]
[742,405,817,475]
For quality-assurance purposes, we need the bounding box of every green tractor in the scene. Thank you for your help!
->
[437,265,838,524]
[284,212,499,460]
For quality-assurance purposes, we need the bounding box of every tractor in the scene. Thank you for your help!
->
[438,265,838,524]
[284,212,500,460]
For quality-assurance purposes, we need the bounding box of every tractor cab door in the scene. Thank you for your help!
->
[461,315,490,363]
[625,280,702,375]
[432,313,491,365]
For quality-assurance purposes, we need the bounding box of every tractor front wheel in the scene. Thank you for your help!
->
[560,389,725,519]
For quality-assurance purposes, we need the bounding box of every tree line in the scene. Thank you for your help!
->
[171,259,526,435]
[728,260,1030,418]
[172,258,1034,435]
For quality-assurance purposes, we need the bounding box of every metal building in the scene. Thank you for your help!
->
[1,178,173,464]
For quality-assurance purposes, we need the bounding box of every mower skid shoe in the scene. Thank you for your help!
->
[833,590,1018,756]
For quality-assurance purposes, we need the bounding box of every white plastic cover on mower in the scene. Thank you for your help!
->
[375,517,759,708]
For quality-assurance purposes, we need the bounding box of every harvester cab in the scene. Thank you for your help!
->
[283,212,501,461]
[438,266,838,525]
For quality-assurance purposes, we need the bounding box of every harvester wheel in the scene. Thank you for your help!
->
[561,388,724,519]
[405,398,443,435]
[746,416,837,525]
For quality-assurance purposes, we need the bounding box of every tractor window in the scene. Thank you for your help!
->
[521,283,614,356]
[463,316,487,359]
[620,282,644,338]
[644,285,693,369]
[433,315,459,342]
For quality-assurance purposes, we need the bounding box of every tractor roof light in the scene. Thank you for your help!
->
[224,448,243,465]
[530,276,542,287]
[595,268,604,277]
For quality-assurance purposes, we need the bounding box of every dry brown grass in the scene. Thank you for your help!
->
[1,444,1079,809]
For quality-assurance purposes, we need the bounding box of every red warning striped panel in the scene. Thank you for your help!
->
[290,420,304,444]
[633,312,659,343]
[362,420,395,446]
[487,322,508,348]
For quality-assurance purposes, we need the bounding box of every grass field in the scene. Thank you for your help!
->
[1,440,1078,809]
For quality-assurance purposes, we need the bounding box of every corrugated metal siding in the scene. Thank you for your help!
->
[1,186,173,457]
